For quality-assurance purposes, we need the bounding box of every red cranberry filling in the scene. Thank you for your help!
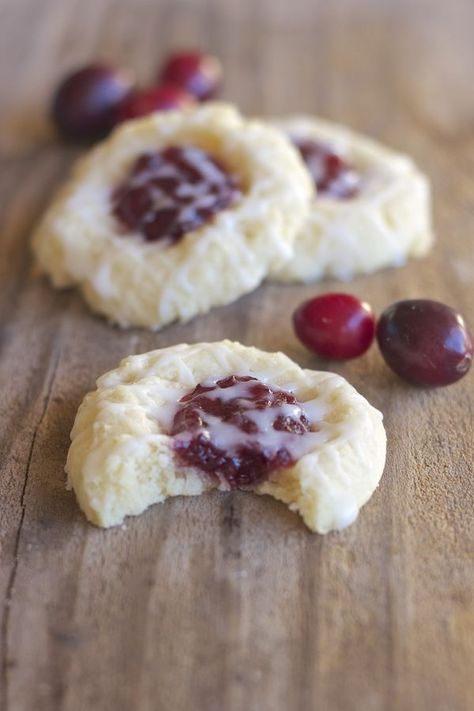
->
[293,138,361,199]
[111,146,242,243]
[171,375,313,489]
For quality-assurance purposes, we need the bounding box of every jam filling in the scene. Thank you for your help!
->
[111,146,242,244]
[171,375,314,489]
[293,138,361,199]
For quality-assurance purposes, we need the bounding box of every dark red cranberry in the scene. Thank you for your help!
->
[117,83,195,122]
[111,145,242,243]
[159,51,222,101]
[51,64,134,142]
[293,139,361,198]
[171,375,312,489]
[376,299,473,386]
[293,293,375,359]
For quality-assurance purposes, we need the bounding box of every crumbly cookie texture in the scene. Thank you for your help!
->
[66,340,386,533]
[269,116,433,282]
[32,103,312,329]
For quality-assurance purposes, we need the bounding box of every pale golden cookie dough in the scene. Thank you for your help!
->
[32,104,312,329]
[66,341,387,533]
[269,116,433,282]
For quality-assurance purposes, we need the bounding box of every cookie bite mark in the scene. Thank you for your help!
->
[111,146,242,243]
[65,341,386,532]
[171,375,326,489]
[293,138,361,199]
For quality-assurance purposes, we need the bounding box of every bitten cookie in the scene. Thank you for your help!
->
[32,103,312,329]
[66,340,387,533]
[269,116,433,282]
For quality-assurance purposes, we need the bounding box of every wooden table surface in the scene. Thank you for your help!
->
[1,0,473,709]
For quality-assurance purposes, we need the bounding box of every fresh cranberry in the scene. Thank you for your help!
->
[111,146,242,243]
[293,139,361,198]
[171,375,313,489]
[159,51,222,101]
[51,64,134,142]
[376,299,473,386]
[293,293,375,359]
[117,83,195,122]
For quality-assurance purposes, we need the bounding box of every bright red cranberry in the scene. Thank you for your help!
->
[293,139,361,198]
[51,64,134,142]
[171,375,312,489]
[376,299,473,386]
[117,83,195,122]
[293,293,375,359]
[159,51,222,101]
[111,146,242,243]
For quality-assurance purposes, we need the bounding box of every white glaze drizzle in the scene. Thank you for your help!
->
[166,375,331,462]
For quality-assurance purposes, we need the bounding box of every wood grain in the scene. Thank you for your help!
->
[1,0,473,709]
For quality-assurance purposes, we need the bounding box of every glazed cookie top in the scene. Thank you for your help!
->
[33,103,312,329]
[110,145,243,244]
[274,115,424,201]
[269,115,433,282]
[67,341,386,532]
